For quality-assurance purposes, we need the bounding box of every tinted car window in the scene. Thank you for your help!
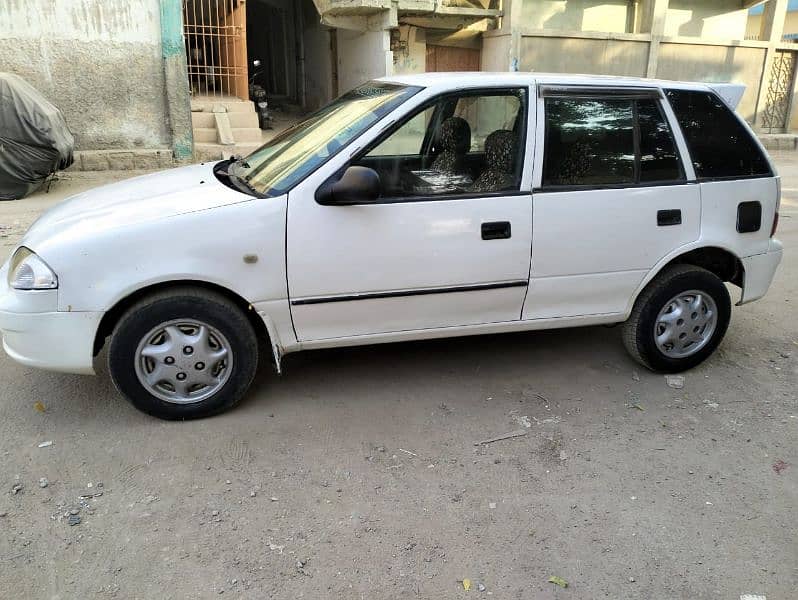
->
[665,89,771,179]
[543,97,635,186]
[637,98,683,183]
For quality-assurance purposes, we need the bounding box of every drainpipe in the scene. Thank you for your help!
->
[160,0,194,162]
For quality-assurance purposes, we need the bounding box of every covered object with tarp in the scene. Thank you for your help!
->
[0,73,74,200]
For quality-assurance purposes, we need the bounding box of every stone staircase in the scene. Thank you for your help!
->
[190,96,263,162]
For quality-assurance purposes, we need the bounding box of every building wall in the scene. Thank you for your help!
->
[517,0,749,39]
[481,34,512,71]
[656,43,765,121]
[336,29,393,93]
[519,36,649,76]
[664,0,749,39]
[0,0,170,151]
[747,11,798,39]
[520,0,631,33]
[393,26,428,75]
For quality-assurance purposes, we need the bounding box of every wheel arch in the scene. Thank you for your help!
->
[627,245,744,316]
[93,280,272,365]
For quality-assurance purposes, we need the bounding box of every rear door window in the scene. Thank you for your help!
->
[638,98,683,183]
[542,95,684,187]
[665,89,771,179]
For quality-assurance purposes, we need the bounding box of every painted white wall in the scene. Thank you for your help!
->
[0,0,161,42]
[0,0,169,150]
[336,29,393,92]
[665,0,749,39]
[521,0,631,33]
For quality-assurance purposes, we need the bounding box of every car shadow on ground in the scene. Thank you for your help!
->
[249,324,631,410]
[42,323,628,424]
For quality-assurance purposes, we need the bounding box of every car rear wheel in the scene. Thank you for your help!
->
[108,288,258,419]
[622,265,731,372]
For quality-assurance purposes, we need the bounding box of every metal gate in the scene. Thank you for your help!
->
[183,0,248,100]
[762,50,796,133]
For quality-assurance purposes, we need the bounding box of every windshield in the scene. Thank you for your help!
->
[229,82,421,197]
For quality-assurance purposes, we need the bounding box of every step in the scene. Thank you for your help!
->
[231,127,263,142]
[192,111,260,129]
[192,126,262,145]
[758,133,798,151]
[193,127,222,144]
[191,99,256,113]
[71,149,174,171]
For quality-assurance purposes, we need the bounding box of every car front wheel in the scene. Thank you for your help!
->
[622,265,731,372]
[108,288,259,419]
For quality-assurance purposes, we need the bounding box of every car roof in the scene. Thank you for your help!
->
[380,71,715,93]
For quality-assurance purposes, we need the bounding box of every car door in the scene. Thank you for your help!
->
[286,87,534,341]
[523,85,701,320]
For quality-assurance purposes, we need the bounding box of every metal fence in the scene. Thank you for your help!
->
[183,0,248,99]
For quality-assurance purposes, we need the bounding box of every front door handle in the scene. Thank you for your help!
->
[482,221,511,240]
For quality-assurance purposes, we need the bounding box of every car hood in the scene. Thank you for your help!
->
[21,162,251,250]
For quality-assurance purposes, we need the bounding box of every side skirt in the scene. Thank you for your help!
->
[283,312,626,353]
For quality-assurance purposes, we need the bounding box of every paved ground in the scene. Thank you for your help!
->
[0,156,796,600]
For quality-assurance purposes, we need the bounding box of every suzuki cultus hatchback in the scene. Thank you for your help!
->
[0,73,783,419]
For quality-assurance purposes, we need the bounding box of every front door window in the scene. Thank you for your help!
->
[353,89,528,199]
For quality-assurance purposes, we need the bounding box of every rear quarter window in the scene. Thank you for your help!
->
[665,89,771,180]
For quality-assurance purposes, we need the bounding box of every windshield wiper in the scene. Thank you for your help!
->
[214,160,262,197]
[235,175,261,196]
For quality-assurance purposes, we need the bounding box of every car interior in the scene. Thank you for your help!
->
[353,89,527,199]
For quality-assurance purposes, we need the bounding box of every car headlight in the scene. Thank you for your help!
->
[7,247,58,290]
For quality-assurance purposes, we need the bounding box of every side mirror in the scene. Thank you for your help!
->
[316,166,381,205]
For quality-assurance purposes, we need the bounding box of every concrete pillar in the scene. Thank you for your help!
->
[506,0,523,71]
[644,0,668,78]
[760,0,788,41]
[160,0,193,162]
[754,0,789,130]
[336,29,393,92]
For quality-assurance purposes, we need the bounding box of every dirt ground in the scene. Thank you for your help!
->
[0,156,796,600]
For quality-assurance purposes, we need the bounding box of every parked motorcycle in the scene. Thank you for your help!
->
[248,59,273,130]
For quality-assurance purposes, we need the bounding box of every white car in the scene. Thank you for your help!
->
[0,73,783,419]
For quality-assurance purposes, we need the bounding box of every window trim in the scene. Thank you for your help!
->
[539,84,663,100]
[534,179,697,194]
[539,93,687,190]
[314,86,530,205]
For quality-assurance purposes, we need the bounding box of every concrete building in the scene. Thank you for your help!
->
[2,0,797,167]
[747,0,798,39]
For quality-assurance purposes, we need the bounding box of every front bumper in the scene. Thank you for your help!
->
[0,264,102,375]
[738,239,784,305]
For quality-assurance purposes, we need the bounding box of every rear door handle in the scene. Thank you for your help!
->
[481,221,511,240]
[657,209,682,226]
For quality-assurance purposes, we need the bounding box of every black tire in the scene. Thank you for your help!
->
[622,265,731,372]
[108,287,258,420]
